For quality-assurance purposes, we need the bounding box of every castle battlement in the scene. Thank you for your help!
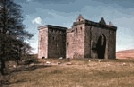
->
[73,18,117,31]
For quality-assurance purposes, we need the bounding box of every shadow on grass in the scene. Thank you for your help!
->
[10,64,51,73]
[3,64,51,86]
[7,79,27,86]
[0,79,26,86]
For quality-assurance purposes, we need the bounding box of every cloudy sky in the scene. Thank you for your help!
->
[14,0,134,53]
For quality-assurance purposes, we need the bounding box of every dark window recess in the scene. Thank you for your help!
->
[67,43,69,46]
[80,27,82,30]
[41,35,43,42]
[76,28,77,33]
[52,37,55,40]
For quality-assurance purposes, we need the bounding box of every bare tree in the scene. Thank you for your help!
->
[0,0,33,77]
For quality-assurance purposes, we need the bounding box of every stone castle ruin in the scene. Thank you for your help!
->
[38,15,117,59]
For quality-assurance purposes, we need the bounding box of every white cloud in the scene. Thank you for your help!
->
[30,41,38,54]
[32,17,42,25]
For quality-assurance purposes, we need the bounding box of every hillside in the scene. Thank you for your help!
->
[116,49,134,59]
[4,59,134,87]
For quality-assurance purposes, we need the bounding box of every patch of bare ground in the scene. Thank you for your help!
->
[116,49,134,59]
[1,59,134,87]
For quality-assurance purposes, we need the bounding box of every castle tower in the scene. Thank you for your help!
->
[38,25,67,59]
[74,14,85,58]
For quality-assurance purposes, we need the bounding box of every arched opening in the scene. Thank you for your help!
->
[42,56,45,59]
[96,34,106,59]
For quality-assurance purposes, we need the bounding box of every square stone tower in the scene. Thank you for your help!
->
[38,25,67,59]
[66,15,117,59]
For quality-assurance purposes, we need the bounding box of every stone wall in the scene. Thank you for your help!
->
[84,26,92,58]
[38,26,48,59]
[73,24,85,58]
[88,26,116,59]
[47,25,67,58]
[108,30,116,59]
[66,29,74,59]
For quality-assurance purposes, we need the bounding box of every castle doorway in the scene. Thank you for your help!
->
[96,34,106,59]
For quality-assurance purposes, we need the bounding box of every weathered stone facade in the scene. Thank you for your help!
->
[38,15,117,59]
[38,25,67,59]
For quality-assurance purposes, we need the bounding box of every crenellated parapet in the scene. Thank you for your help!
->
[73,19,117,31]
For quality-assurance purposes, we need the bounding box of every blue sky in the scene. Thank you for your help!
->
[14,0,134,53]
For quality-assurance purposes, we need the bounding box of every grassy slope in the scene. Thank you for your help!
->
[8,59,134,87]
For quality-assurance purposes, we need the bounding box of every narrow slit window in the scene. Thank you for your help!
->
[80,27,82,31]
[76,28,77,33]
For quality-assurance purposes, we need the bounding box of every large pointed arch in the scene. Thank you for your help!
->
[96,34,106,59]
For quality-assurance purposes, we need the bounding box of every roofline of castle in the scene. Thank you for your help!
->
[38,25,67,30]
[73,19,117,31]
[67,29,74,33]
[38,18,117,31]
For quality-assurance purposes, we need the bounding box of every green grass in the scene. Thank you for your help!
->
[5,59,134,87]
